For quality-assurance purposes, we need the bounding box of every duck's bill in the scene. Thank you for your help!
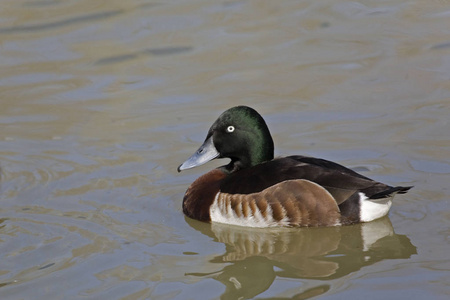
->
[177,136,219,172]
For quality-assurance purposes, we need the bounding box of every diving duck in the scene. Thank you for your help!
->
[178,106,411,227]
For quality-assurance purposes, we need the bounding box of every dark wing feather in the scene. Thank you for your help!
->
[220,156,394,204]
[288,155,373,180]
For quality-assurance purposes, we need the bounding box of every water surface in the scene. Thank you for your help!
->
[1,0,449,299]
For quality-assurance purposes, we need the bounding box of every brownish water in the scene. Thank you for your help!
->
[1,0,449,299]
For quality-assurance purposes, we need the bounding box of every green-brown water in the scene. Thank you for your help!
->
[1,0,449,299]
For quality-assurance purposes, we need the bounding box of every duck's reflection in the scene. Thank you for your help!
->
[186,217,416,299]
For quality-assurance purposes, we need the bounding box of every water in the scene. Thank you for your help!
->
[0,0,449,299]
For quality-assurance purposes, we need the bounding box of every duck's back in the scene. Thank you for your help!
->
[221,156,380,198]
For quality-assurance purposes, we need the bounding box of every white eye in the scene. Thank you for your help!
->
[226,126,235,133]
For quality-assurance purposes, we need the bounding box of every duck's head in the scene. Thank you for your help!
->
[178,106,274,173]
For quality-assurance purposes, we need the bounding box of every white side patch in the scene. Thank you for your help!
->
[209,192,290,228]
[359,192,392,222]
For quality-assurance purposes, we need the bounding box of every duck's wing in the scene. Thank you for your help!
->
[288,155,373,180]
[287,156,412,199]
[220,156,403,205]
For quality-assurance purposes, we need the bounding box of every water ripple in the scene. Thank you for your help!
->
[0,10,124,34]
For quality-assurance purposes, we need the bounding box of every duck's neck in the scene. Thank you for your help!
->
[225,132,274,173]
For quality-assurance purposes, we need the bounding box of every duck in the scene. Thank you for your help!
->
[177,106,412,228]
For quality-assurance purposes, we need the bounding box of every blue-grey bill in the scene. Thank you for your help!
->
[177,136,219,172]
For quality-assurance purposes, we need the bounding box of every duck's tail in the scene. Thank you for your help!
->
[369,186,413,199]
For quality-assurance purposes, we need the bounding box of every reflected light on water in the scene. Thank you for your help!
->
[186,217,416,299]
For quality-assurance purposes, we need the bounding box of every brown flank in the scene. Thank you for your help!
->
[216,179,341,227]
